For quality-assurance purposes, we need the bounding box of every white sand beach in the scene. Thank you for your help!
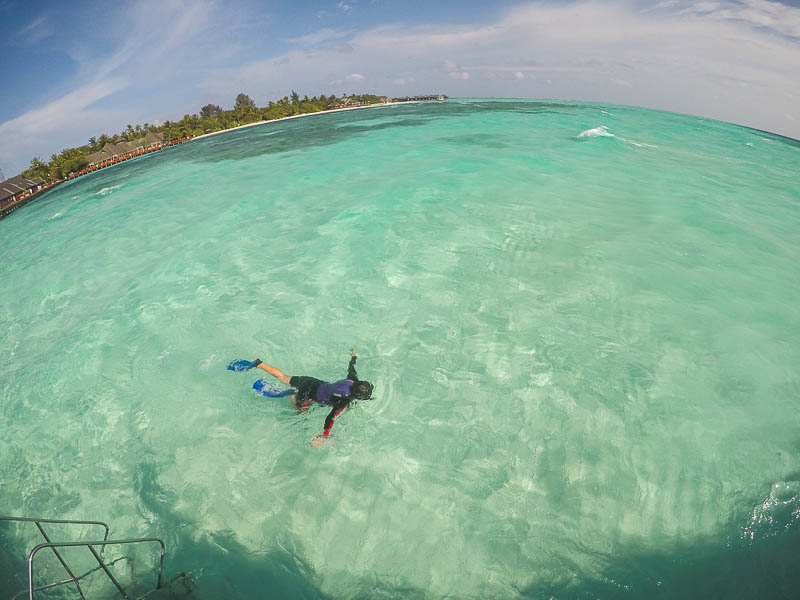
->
[191,101,415,141]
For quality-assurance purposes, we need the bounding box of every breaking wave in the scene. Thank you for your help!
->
[95,184,124,196]
[577,125,616,138]
[742,480,800,541]
[577,125,657,148]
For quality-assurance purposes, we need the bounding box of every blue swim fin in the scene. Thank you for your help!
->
[253,380,294,397]
[228,359,259,372]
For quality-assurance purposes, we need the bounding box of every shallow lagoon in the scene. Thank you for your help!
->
[1,100,799,598]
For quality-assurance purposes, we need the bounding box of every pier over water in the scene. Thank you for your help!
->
[392,94,448,102]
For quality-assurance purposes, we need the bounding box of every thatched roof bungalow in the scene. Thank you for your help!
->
[86,150,109,166]
[143,130,163,149]
[0,175,44,207]
[87,132,165,166]
[392,94,448,102]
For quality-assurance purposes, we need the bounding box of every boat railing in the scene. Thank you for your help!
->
[0,515,166,600]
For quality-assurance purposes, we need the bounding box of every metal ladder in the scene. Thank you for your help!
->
[1,515,168,600]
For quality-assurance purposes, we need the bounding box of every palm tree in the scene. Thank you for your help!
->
[235,93,255,108]
[23,157,50,180]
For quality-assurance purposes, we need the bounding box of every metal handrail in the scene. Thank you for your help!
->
[0,515,110,541]
[1,516,165,599]
[1,515,111,599]
[9,556,130,600]
[26,538,165,600]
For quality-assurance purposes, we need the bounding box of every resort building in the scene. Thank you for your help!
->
[327,98,368,110]
[3,130,186,219]
[86,131,165,166]
[392,94,448,102]
[0,174,45,219]
[326,96,393,110]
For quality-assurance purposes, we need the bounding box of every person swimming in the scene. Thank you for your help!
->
[251,348,373,446]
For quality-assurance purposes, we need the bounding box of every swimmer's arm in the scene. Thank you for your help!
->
[323,397,350,435]
[310,397,351,446]
[347,348,359,381]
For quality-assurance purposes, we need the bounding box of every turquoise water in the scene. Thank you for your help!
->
[1,99,799,598]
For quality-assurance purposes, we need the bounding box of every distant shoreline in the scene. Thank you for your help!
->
[1,99,435,221]
[192,101,416,142]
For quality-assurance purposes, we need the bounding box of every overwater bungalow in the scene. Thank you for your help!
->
[326,96,393,110]
[0,174,45,219]
[392,94,448,102]
[86,131,167,168]
[2,131,191,219]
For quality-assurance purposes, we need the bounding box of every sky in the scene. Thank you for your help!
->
[1,0,799,176]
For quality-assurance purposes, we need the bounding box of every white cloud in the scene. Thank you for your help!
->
[3,0,800,174]
[203,0,800,140]
[449,71,470,80]
[86,0,220,83]
[443,58,470,81]
[653,0,681,8]
[0,79,127,137]
[337,1,355,12]
[0,79,130,168]
[610,78,633,87]
[0,0,237,173]
[288,28,351,47]
[13,14,54,45]
[673,0,800,38]
[330,72,367,86]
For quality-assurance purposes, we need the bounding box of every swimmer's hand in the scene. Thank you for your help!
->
[350,347,357,357]
[310,436,326,447]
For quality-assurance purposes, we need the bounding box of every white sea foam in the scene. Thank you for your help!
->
[741,481,800,541]
[95,184,123,196]
[577,125,616,138]
[577,125,657,148]
[200,354,217,370]
[49,211,64,219]
[626,139,658,148]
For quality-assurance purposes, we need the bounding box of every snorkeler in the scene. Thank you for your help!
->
[233,348,374,446]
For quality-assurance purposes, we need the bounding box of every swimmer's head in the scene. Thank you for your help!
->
[351,381,374,400]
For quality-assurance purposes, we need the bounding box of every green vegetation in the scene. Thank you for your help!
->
[22,92,387,183]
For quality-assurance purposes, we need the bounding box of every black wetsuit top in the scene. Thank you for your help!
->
[289,355,360,436]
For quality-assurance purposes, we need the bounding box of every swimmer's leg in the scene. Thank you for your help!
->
[256,362,291,385]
